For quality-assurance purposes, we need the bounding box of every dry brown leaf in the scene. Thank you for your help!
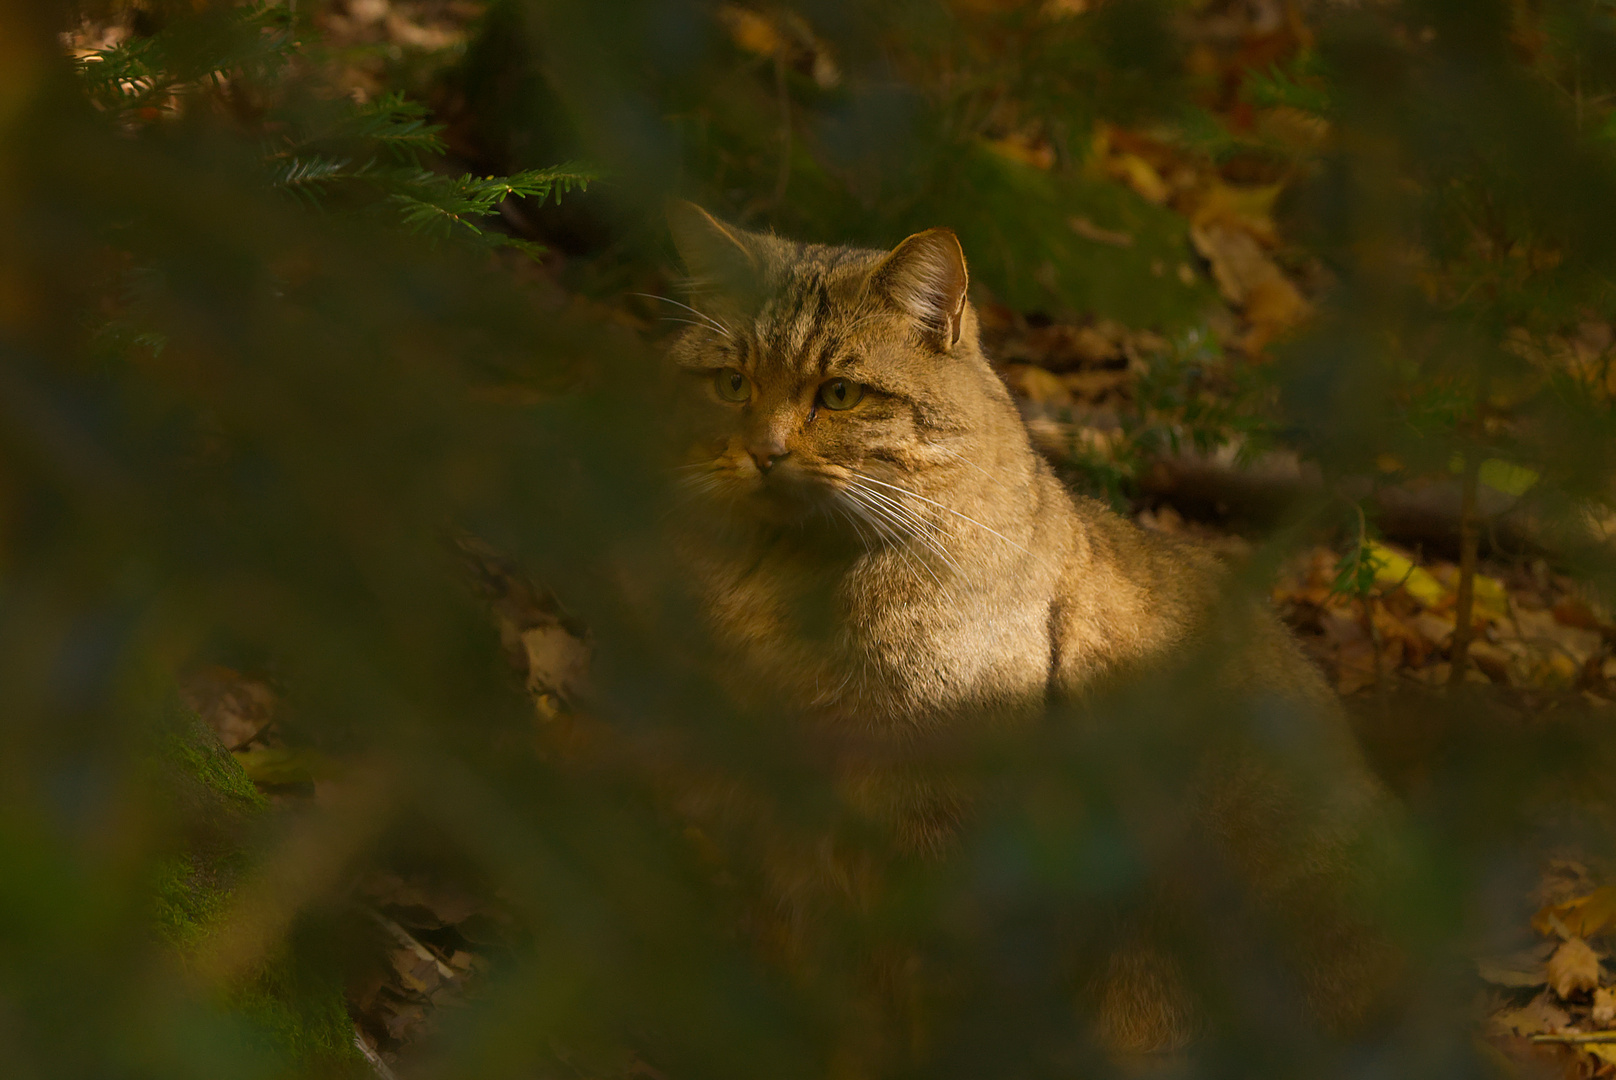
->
[1547,937,1602,1000]
[1023,323,1121,370]
[1002,363,1072,407]
[1188,221,1310,351]
[522,623,589,702]
[1594,987,1616,1027]
[1412,611,1456,648]
[1490,992,1572,1037]
[391,947,441,995]
[181,666,276,750]
[1063,369,1130,400]
[1190,180,1283,247]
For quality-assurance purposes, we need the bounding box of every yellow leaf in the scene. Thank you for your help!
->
[985,135,1055,171]
[1480,458,1539,497]
[1448,453,1539,497]
[1191,180,1283,246]
[232,746,341,786]
[1472,573,1510,623]
[718,5,787,59]
[1106,153,1169,204]
[1367,542,1447,608]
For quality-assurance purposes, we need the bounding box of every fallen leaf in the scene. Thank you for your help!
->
[181,666,276,751]
[1535,888,1616,940]
[1105,152,1169,204]
[1412,611,1456,648]
[1003,363,1072,407]
[1368,542,1447,608]
[988,134,1055,170]
[1190,179,1283,246]
[1063,369,1130,400]
[232,746,341,786]
[1477,948,1549,988]
[1468,639,1514,684]
[1595,987,1616,1027]
[1478,458,1539,497]
[390,947,441,995]
[1017,323,1122,370]
[1189,221,1311,351]
[1547,937,1601,1000]
[1586,1042,1616,1068]
[1554,596,1611,633]
[1490,992,1572,1037]
[522,622,590,702]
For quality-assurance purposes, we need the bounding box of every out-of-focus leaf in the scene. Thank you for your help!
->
[232,747,343,786]
[1535,888,1616,940]
[1368,542,1447,608]
[1547,937,1601,1000]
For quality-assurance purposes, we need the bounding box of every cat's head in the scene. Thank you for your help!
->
[663,203,1012,523]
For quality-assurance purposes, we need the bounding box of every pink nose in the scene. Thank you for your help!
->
[748,444,787,473]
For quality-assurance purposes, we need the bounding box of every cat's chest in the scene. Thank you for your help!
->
[698,544,1051,724]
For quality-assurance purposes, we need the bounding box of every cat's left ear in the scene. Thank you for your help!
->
[870,228,969,350]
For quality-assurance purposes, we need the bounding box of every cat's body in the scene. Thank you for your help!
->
[660,204,1400,1056]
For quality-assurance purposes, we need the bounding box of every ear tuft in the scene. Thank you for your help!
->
[870,228,969,349]
[666,200,759,300]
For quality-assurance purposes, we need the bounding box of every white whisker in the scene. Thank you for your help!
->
[848,481,967,581]
[850,471,1030,554]
[844,487,951,597]
[629,292,733,338]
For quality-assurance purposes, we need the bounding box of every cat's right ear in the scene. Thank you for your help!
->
[667,201,760,302]
[870,228,969,351]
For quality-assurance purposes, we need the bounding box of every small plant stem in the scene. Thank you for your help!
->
[1448,451,1483,686]
[1363,590,1385,692]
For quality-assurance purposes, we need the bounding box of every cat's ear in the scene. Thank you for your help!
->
[667,200,761,302]
[870,228,969,350]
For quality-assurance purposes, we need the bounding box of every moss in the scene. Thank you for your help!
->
[155,704,367,1077]
[164,727,270,812]
[228,949,365,1077]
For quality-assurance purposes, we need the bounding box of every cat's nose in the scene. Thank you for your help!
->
[748,444,788,474]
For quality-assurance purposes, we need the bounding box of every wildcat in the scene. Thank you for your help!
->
[657,202,1403,1058]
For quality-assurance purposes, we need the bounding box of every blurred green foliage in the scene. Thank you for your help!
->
[2,1,1615,1078]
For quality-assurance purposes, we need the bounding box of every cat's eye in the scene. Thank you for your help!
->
[818,378,864,411]
[714,368,751,403]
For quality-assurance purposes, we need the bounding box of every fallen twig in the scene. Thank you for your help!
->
[360,903,458,982]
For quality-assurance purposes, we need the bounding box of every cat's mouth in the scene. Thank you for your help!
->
[681,453,850,524]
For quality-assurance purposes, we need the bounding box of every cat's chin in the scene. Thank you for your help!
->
[743,480,835,526]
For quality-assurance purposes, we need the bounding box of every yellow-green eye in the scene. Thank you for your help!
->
[818,378,863,411]
[714,368,751,402]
